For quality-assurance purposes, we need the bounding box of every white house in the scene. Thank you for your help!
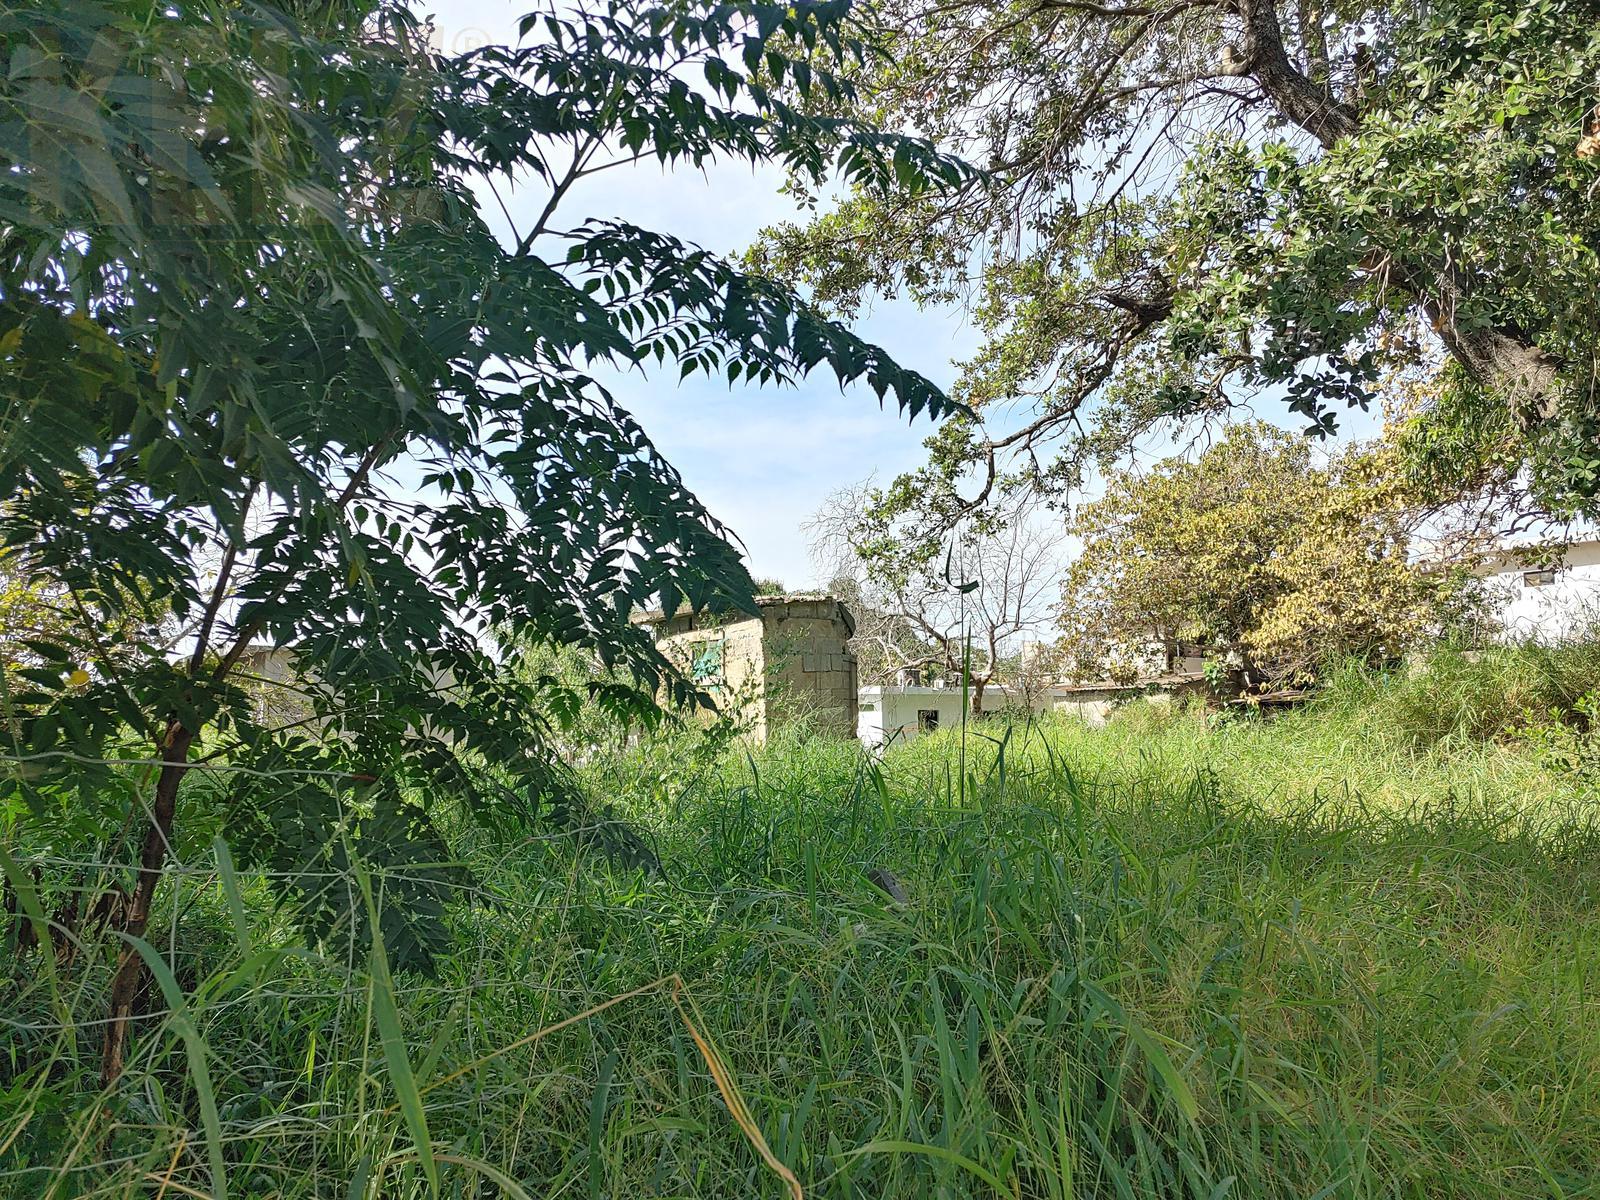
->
[1473,537,1600,642]
[857,683,1072,747]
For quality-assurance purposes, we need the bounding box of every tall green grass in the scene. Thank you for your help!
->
[4,650,1599,1198]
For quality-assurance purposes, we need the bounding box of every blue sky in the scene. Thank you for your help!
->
[423,2,1381,586]
[575,177,977,587]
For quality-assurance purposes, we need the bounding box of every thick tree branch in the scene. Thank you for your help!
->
[1295,0,1330,89]
[1235,0,1357,145]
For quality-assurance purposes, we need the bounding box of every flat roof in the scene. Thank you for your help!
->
[1414,533,1600,574]
[861,684,1070,697]
[861,673,1206,698]
[632,594,856,635]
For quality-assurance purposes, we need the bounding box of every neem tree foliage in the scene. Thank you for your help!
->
[0,0,964,1077]
[755,0,1600,531]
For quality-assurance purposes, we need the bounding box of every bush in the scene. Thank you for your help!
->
[1313,637,1600,751]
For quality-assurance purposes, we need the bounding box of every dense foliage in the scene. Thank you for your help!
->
[0,0,963,1078]
[0,554,66,671]
[1058,423,1471,684]
[7,0,1597,1192]
[755,0,1600,533]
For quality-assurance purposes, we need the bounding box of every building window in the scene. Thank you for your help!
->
[917,708,940,732]
[688,639,724,684]
[1522,568,1559,588]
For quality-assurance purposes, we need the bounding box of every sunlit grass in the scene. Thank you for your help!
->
[4,649,1599,1198]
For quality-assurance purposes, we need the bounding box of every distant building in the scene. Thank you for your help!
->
[1471,537,1600,641]
[1062,638,1209,685]
[230,643,309,723]
[857,674,1217,745]
[857,683,1072,747]
[1045,673,1214,724]
[636,594,858,741]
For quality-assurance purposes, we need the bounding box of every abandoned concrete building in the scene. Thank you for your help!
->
[635,594,858,740]
[1469,535,1600,641]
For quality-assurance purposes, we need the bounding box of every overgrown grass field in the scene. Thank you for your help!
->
[5,648,1600,1198]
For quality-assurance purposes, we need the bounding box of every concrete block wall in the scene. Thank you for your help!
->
[757,599,857,738]
[653,618,766,734]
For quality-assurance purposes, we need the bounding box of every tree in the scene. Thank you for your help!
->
[809,482,1067,711]
[1058,423,1466,687]
[0,0,964,1081]
[0,553,65,672]
[754,0,1600,529]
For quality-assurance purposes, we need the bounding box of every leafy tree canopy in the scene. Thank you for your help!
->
[0,548,68,671]
[0,0,964,1076]
[1059,423,1475,686]
[753,0,1600,531]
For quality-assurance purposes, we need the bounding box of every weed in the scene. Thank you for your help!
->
[4,650,1599,1197]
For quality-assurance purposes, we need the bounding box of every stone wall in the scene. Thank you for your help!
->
[651,616,766,733]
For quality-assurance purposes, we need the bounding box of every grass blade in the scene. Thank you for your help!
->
[355,865,439,1195]
[211,837,252,957]
[588,1047,619,1200]
[118,934,229,1200]
[842,1139,1015,1196]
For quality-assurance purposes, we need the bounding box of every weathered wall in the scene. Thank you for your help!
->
[757,598,857,738]
[1049,677,1212,726]
[233,646,312,724]
[652,616,768,734]
[1478,541,1600,642]
[858,688,969,747]
[859,684,1061,747]
[1050,692,1118,728]
[858,678,1214,744]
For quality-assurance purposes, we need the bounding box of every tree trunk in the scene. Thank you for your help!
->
[100,721,193,1086]
[1238,0,1565,426]
[1443,322,1564,427]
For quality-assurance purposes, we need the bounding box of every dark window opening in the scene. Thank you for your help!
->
[917,709,940,732]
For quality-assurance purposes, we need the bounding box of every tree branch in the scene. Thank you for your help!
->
[1236,0,1356,145]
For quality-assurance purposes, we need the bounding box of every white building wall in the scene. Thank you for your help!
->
[1479,541,1600,642]
[857,685,1064,747]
